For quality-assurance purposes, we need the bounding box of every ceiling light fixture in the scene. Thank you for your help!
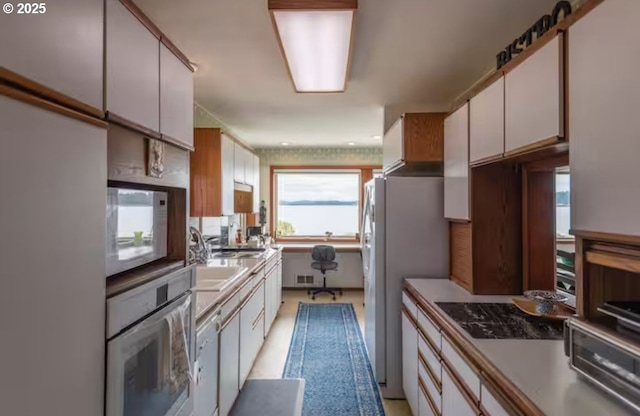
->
[280,142,290,146]
[372,135,381,139]
[347,142,356,146]
[268,0,358,93]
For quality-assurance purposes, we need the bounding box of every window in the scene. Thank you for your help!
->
[274,170,361,239]
[555,168,571,239]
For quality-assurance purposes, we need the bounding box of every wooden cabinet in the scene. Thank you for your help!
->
[239,281,265,387]
[106,0,160,133]
[444,103,470,221]
[219,310,240,416]
[383,113,446,174]
[569,0,640,237]
[0,0,104,112]
[402,309,419,415]
[505,34,564,154]
[470,77,504,163]
[252,154,261,213]
[160,43,194,149]
[190,128,235,217]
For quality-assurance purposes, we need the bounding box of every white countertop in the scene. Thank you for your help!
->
[405,278,633,416]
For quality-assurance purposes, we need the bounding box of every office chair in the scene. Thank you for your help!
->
[309,245,342,300]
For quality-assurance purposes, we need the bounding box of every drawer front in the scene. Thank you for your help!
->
[419,333,441,383]
[419,384,438,416]
[403,291,418,318]
[480,384,510,416]
[418,309,442,351]
[221,292,240,323]
[442,367,478,416]
[442,336,481,399]
[419,363,441,414]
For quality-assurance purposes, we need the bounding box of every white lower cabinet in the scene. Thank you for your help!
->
[442,336,480,398]
[195,313,220,416]
[402,311,419,415]
[219,311,240,416]
[442,367,477,416]
[481,384,510,416]
[239,281,265,387]
[419,385,437,416]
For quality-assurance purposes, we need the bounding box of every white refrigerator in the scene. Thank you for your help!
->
[362,176,448,399]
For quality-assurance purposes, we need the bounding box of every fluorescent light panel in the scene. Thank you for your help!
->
[273,10,354,92]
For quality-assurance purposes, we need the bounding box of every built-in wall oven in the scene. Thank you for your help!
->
[106,265,196,416]
[107,187,168,276]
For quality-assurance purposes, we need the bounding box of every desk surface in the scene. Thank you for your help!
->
[279,243,361,253]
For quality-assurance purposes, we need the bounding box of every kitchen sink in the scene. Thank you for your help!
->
[196,266,247,291]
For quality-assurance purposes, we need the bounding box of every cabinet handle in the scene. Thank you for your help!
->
[479,371,523,416]
[252,309,265,329]
[401,304,418,327]
[418,351,442,394]
[418,376,441,416]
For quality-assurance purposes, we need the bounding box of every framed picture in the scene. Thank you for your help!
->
[147,138,165,178]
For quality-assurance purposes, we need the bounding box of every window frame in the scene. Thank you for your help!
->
[270,165,379,243]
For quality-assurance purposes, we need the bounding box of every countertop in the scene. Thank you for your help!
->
[195,246,283,324]
[405,278,632,416]
[278,242,361,252]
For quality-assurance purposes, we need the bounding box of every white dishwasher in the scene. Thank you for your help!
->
[195,309,221,416]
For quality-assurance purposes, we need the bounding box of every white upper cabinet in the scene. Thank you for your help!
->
[252,154,260,213]
[106,0,160,132]
[569,0,640,237]
[234,143,245,183]
[383,117,403,172]
[244,149,254,186]
[0,0,103,111]
[444,103,470,221]
[470,77,504,163]
[233,144,256,186]
[221,134,235,216]
[160,44,194,148]
[505,34,564,153]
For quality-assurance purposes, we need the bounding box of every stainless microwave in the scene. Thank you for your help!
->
[106,187,168,276]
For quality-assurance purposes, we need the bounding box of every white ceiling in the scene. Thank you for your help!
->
[134,0,560,148]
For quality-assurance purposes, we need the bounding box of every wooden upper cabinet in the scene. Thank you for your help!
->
[160,44,194,149]
[190,128,235,217]
[569,0,640,237]
[383,113,446,173]
[470,77,504,164]
[0,0,104,113]
[106,0,160,133]
[444,103,470,221]
[505,34,564,154]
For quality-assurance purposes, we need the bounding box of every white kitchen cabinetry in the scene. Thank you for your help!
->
[106,0,160,132]
[252,154,261,213]
[569,0,640,237]
[481,384,510,416]
[383,117,404,171]
[239,281,265,387]
[442,366,477,416]
[470,77,504,163]
[219,310,240,416]
[244,148,254,186]
[444,103,470,220]
[196,311,220,416]
[160,44,194,149]
[221,134,236,216]
[234,143,246,184]
[402,309,419,415]
[0,0,104,111]
[0,95,106,416]
[505,34,563,153]
[419,384,437,416]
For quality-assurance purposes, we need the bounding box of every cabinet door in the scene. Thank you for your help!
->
[442,367,477,416]
[219,312,240,416]
[470,77,504,163]
[402,311,419,415]
[480,384,510,416]
[0,0,103,111]
[444,103,470,220]
[264,272,274,333]
[234,143,245,183]
[252,154,260,213]
[505,35,563,153]
[239,282,265,387]
[419,385,437,416]
[195,321,219,416]
[106,0,160,132]
[221,135,235,216]
[383,117,404,171]
[160,44,194,148]
[276,260,283,307]
[244,150,254,186]
[569,0,640,237]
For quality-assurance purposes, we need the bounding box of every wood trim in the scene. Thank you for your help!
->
[575,237,586,316]
[479,371,524,416]
[106,111,161,139]
[418,376,441,416]
[442,360,482,415]
[0,84,107,129]
[585,251,640,274]
[252,308,266,329]
[441,332,480,376]
[161,133,195,152]
[446,218,471,224]
[469,154,503,167]
[503,136,562,159]
[118,0,162,39]
[221,130,256,153]
[161,36,195,72]
[418,352,442,394]
[268,0,357,10]
[221,304,241,329]
[571,230,640,246]
[405,282,545,416]
[417,325,440,360]
[590,243,640,258]
[0,67,104,119]
[401,304,418,326]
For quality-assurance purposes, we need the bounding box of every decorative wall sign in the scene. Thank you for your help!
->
[147,138,165,178]
[496,1,572,69]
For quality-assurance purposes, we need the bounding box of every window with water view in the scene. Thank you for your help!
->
[275,171,360,238]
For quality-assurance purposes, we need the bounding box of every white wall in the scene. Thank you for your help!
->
[282,252,364,288]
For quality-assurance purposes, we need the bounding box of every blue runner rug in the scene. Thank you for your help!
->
[283,303,386,416]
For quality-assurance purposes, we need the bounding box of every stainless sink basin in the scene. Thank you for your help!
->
[196,266,247,291]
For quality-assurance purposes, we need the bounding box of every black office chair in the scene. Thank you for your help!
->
[309,245,342,300]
